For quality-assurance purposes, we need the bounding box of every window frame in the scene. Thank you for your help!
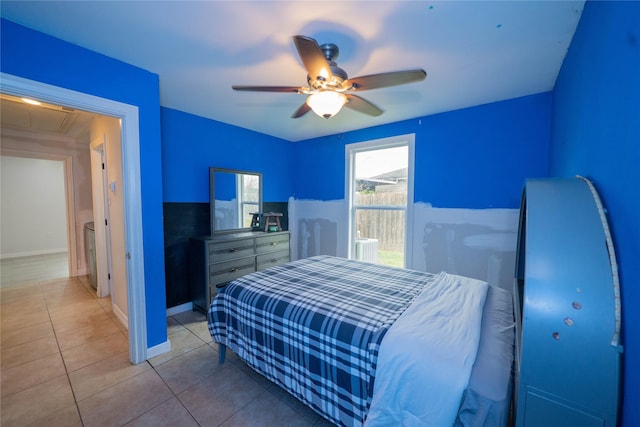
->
[345,134,415,268]
[236,173,260,228]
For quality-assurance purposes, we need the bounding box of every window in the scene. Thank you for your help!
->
[238,173,260,228]
[346,134,415,268]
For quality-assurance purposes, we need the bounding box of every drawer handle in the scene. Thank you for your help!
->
[271,242,277,246]
[271,259,277,263]
[230,268,239,273]
[229,248,237,253]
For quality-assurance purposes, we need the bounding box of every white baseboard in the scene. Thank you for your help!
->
[146,339,171,359]
[112,303,128,330]
[166,302,193,317]
[0,248,67,260]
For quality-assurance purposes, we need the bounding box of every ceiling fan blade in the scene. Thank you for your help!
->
[292,35,333,82]
[291,102,311,118]
[232,85,303,93]
[344,94,383,117]
[344,69,427,91]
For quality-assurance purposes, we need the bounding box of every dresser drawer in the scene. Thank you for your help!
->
[191,232,290,314]
[256,250,290,270]
[209,257,255,285]
[255,234,290,254]
[208,239,255,263]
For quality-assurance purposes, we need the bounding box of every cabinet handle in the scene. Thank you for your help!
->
[230,268,238,273]
[229,248,237,252]
[271,259,277,263]
[271,242,277,246]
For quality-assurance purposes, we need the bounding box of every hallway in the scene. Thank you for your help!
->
[0,252,69,288]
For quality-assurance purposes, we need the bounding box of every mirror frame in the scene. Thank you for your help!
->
[210,167,263,234]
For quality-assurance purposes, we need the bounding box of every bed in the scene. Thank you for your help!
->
[208,255,514,426]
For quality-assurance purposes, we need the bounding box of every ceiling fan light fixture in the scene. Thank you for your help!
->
[232,35,426,119]
[306,91,347,119]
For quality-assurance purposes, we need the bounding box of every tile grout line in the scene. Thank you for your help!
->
[144,361,203,426]
[168,313,310,426]
[145,314,246,427]
[39,278,87,425]
[122,315,209,426]
[40,276,125,425]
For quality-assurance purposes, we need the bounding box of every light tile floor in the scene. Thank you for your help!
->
[1,252,69,288]
[1,267,335,426]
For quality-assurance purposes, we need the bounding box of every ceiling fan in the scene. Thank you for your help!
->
[232,35,427,119]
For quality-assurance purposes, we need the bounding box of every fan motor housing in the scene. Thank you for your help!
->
[319,43,348,85]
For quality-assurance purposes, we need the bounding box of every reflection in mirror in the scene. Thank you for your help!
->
[210,168,262,233]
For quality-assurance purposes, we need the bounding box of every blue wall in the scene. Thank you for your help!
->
[550,2,640,426]
[0,19,168,348]
[295,93,551,209]
[6,10,634,423]
[161,108,294,203]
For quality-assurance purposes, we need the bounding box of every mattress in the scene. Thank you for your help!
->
[208,255,513,426]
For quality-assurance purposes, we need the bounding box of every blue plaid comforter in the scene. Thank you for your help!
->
[208,255,439,426]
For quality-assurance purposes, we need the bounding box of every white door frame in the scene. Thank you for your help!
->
[90,138,114,300]
[1,72,147,363]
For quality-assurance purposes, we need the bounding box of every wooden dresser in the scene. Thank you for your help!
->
[189,231,290,313]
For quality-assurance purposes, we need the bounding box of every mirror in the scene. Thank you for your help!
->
[210,167,262,234]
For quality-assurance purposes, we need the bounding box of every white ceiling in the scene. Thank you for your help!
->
[0,1,585,142]
[0,95,96,140]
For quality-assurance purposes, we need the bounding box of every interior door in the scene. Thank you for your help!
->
[90,137,113,298]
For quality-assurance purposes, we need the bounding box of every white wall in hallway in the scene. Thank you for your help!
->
[1,127,94,274]
[0,156,67,258]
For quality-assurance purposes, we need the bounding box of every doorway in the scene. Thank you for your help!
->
[1,72,147,363]
[0,155,69,286]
